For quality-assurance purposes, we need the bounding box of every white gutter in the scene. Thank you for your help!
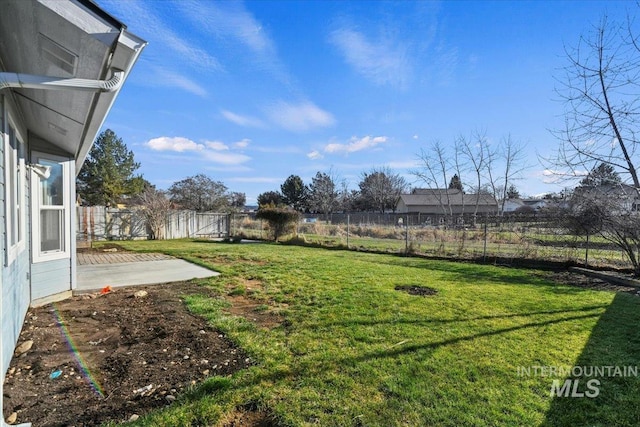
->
[0,69,124,92]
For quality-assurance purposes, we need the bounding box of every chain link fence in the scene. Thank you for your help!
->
[76,207,631,270]
[232,213,630,271]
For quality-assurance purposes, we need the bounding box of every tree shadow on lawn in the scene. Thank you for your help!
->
[363,256,602,293]
[362,257,541,283]
[542,291,640,426]
[345,311,603,363]
[173,297,632,425]
[318,304,609,330]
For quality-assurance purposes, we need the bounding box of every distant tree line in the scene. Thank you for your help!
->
[256,166,409,217]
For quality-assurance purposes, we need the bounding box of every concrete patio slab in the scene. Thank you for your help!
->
[76,253,219,292]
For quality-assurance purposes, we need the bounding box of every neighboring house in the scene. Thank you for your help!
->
[502,198,525,213]
[0,1,145,425]
[502,198,548,213]
[522,199,548,211]
[396,189,498,223]
[572,184,640,214]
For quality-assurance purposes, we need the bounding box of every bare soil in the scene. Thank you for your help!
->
[2,282,260,427]
[394,285,438,296]
[2,257,634,426]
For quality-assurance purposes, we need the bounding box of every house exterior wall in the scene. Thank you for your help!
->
[29,151,75,304]
[30,259,71,302]
[1,95,32,389]
[1,2,145,424]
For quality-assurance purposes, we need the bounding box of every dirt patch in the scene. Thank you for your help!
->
[220,403,277,427]
[225,295,283,330]
[224,279,284,330]
[539,270,639,294]
[395,285,438,296]
[3,282,252,427]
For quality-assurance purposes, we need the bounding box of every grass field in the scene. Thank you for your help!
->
[105,239,640,426]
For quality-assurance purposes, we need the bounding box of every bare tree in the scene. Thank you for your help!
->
[548,15,640,193]
[457,130,493,218]
[549,13,640,275]
[413,140,454,217]
[486,135,527,214]
[358,166,408,213]
[136,186,171,240]
[168,174,229,212]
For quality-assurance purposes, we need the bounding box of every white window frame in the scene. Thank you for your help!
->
[31,151,71,263]
[3,112,26,266]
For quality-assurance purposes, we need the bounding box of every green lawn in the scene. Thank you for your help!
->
[105,239,640,426]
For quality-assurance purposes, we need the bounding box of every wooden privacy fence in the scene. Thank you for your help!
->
[76,206,231,241]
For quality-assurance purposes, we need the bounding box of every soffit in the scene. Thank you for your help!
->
[0,0,119,155]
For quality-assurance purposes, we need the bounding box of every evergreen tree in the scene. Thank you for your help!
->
[280,175,308,211]
[257,191,283,207]
[579,163,622,187]
[448,174,463,191]
[77,129,144,206]
[308,171,338,217]
[506,184,520,199]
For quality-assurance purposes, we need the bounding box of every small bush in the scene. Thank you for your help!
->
[256,205,301,241]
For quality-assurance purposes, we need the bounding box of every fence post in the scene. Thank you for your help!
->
[585,232,590,267]
[347,214,350,249]
[483,215,488,263]
[405,214,409,254]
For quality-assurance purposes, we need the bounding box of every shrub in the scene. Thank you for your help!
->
[255,205,301,241]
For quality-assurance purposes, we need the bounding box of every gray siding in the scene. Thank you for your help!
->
[1,97,31,383]
[2,252,30,377]
[31,258,71,301]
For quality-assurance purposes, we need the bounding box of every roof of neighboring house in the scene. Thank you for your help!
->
[0,0,146,171]
[574,184,640,199]
[400,190,497,207]
[522,199,547,206]
[503,199,525,206]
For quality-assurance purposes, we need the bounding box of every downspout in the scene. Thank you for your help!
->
[0,69,124,92]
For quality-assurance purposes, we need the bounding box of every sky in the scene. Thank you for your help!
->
[97,0,633,204]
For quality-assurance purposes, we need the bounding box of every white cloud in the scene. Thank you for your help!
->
[146,136,204,152]
[221,110,264,128]
[540,169,588,184]
[324,135,389,154]
[234,138,251,149]
[205,140,229,150]
[413,134,419,140]
[146,136,250,165]
[307,150,324,160]
[329,27,410,88]
[266,101,336,132]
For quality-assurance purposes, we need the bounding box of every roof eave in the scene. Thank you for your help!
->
[75,29,146,172]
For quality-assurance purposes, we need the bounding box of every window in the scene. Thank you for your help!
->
[32,153,70,262]
[4,114,26,265]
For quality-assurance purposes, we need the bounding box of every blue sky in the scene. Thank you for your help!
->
[98,0,632,204]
